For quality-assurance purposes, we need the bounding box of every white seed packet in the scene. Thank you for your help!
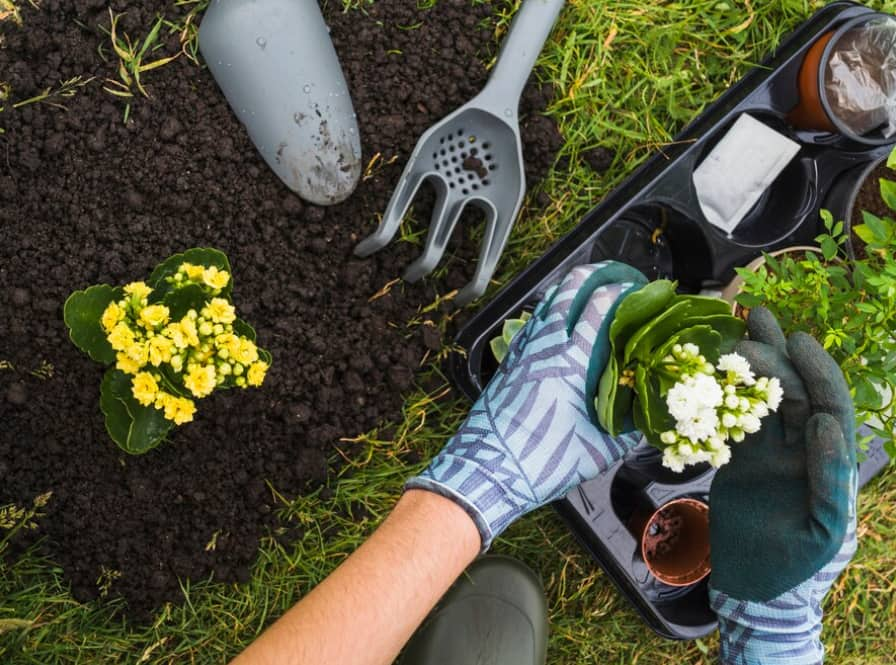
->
[692,114,800,234]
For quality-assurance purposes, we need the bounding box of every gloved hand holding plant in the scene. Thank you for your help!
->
[64,248,272,454]
[409,261,648,548]
[709,307,857,664]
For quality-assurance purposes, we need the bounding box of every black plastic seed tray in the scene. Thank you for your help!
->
[447,1,894,640]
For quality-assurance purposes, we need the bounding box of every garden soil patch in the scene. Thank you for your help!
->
[0,0,562,619]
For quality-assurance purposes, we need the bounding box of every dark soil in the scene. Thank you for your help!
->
[0,0,562,619]
[850,159,894,261]
[642,508,683,560]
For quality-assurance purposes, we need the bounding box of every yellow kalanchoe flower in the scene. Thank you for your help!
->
[125,340,149,366]
[234,337,259,365]
[124,282,152,300]
[147,335,174,367]
[202,266,230,290]
[184,364,216,398]
[204,297,236,324]
[155,391,196,425]
[180,262,205,281]
[108,322,136,352]
[101,302,124,333]
[139,304,170,329]
[132,372,159,406]
[116,352,142,375]
[179,316,200,347]
[247,361,269,387]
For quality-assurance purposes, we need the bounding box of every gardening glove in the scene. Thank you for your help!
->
[708,307,857,665]
[407,261,648,549]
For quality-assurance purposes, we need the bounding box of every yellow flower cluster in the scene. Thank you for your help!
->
[172,262,231,292]
[99,265,269,426]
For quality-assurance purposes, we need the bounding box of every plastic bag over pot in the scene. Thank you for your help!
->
[824,15,896,138]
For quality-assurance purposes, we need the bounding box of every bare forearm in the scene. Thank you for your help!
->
[230,490,481,665]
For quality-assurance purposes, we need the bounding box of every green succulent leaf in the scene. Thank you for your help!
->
[148,247,232,300]
[633,364,673,447]
[596,356,623,434]
[490,337,510,364]
[233,318,257,341]
[63,284,122,364]
[163,284,209,320]
[608,280,677,353]
[100,369,173,454]
[624,297,730,364]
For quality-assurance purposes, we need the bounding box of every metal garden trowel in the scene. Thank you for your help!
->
[354,0,566,305]
[199,0,362,206]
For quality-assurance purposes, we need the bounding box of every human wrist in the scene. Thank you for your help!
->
[396,488,482,559]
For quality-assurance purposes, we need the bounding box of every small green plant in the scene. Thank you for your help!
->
[101,9,180,120]
[736,151,896,458]
[64,248,272,455]
[592,281,775,470]
[489,311,531,362]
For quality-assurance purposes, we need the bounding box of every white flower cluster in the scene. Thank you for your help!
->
[659,345,783,472]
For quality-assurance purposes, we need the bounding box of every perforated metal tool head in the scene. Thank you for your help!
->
[354,0,566,305]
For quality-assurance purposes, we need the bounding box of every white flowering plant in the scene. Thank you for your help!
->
[595,280,782,471]
[63,248,272,454]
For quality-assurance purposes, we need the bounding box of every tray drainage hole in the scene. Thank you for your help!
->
[434,163,440,170]
[484,153,492,161]
[483,142,490,149]
[471,148,479,156]
[451,156,458,163]
[462,188,469,195]
[440,149,446,156]
[449,145,455,152]
[449,182,455,189]
[432,152,438,159]
[458,128,464,135]
[472,184,479,191]
[439,137,445,144]
[483,179,490,186]
[443,160,450,167]
[456,142,465,150]
[458,176,465,183]
[461,152,468,159]
[454,167,461,174]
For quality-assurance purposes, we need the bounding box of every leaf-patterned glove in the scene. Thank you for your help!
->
[407,261,648,549]
[709,308,857,665]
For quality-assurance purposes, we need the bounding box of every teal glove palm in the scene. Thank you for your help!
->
[407,261,647,549]
[709,308,857,665]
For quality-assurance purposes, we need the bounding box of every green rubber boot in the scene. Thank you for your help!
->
[400,555,548,665]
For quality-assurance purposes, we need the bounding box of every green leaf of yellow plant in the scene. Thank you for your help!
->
[100,369,173,454]
[148,247,232,300]
[63,284,121,364]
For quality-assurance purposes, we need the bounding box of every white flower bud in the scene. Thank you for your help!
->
[725,394,740,409]
[661,431,677,444]
[722,412,737,428]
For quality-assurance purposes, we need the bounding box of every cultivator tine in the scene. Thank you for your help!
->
[403,194,467,283]
[455,201,522,306]
[354,168,428,257]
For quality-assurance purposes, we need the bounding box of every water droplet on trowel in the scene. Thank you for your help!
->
[303,84,312,93]
[504,108,512,117]
[256,37,267,49]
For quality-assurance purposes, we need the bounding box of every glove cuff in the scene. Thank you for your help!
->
[406,451,532,551]
[710,587,823,665]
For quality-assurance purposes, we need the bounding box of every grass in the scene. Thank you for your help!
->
[2,0,896,663]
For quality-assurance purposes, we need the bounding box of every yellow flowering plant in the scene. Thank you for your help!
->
[63,248,272,454]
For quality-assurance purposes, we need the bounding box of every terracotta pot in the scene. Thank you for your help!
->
[790,30,837,133]
[637,498,711,587]
[789,12,896,144]
[720,245,821,317]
